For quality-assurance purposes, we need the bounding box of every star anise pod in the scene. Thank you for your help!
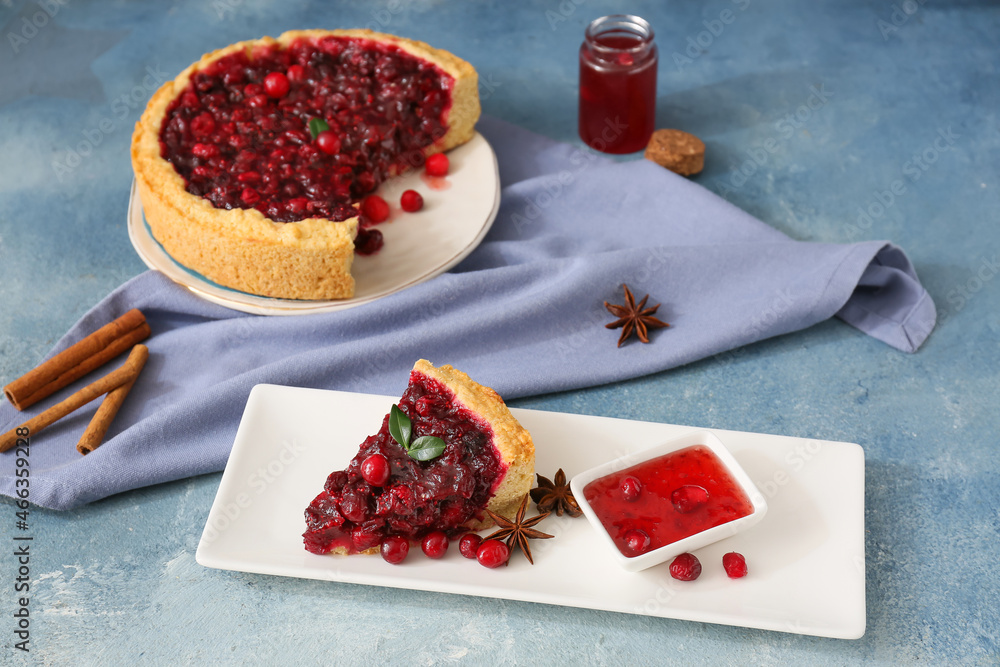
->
[604,284,669,347]
[485,494,553,564]
[530,468,582,518]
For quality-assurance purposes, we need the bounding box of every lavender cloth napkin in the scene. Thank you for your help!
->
[0,116,935,510]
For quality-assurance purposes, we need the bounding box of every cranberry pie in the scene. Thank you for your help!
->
[131,29,480,299]
[303,360,535,556]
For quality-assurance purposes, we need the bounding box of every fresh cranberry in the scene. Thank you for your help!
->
[400,189,423,212]
[425,152,449,177]
[476,540,509,568]
[669,552,702,581]
[286,64,306,82]
[421,531,449,559]
[361,454,390,487]
[670,485,709,514]
[380,536,409,564]
[247,93,270,108]
[458,533,482,559]
[620,475,642,502]
[351,526,382,552]
[240,188,260,205]
[354,228,383,255]
[623,529,651,556]
[361,195,390,223]
[263,71,290,98]
[315,130,341,155]
[722,551,748,578]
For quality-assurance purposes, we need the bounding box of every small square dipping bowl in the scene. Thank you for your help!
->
[569,429,768,572]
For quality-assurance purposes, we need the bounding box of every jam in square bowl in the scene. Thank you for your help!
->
[570,429,768,572]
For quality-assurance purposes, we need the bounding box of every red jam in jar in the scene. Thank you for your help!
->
[578,14,658,154]
[582,445,754,557]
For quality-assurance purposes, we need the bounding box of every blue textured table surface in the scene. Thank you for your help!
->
[1,0,998,663]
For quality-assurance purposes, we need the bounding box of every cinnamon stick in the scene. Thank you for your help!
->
[0,345,148,453]
[76,361,143,455]
[4,309,149,411]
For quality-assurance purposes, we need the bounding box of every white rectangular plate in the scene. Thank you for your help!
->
[196,385,866,639]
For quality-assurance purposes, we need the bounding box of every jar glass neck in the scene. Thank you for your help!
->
[585,14,655,54]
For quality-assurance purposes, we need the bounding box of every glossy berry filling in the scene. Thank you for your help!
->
[303,371,508,555]
[158,35,454,230]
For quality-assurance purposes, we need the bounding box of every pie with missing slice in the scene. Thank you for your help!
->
[131,29,480,300]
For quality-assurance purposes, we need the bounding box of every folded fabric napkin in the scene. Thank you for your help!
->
[0,116,935,510]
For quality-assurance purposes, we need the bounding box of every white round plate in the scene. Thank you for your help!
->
[127,132,500,315]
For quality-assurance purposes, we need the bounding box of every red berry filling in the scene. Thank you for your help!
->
[669,552,702,581]
[158,35,454,226]
[303,371,508,555]
[722,551,748,578]
[620,475,642,502]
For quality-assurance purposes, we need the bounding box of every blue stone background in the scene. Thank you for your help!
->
[1,0,998,662]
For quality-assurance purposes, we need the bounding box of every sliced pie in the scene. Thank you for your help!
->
[303,360,534,555]
[131,29,480,300]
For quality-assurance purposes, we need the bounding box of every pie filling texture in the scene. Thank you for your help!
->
[158,35,453,228]
[303,370,508,555]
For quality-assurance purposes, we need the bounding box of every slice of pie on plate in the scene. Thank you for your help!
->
[303,360,534,555]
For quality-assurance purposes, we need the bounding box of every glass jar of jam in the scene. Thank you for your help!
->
[578,14,658,154]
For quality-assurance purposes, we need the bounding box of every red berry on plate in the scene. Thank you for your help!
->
[722,551,748,578]
[421,531,449,559]
[263,72,290,98]
[670,485,709,514]
[400,189,424,212]
[354,228,383,255]
[380,536,409,564]
[476,539,509,568]
[316,130,341,155]
[425,152,449,177]
[623,528,651,556]
[361,195,390,223]
[361,454,390,487]
[620,475,642,502]
[286,64,306,82]
[459,533,482,559]
[669,552,702,581]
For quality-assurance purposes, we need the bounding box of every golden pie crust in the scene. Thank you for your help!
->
[131,29,480,300]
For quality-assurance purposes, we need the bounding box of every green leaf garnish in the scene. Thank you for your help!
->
[308,117,330,140]
[408,436,446,461]
[387,403,445,462]
[389,404,411,448]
